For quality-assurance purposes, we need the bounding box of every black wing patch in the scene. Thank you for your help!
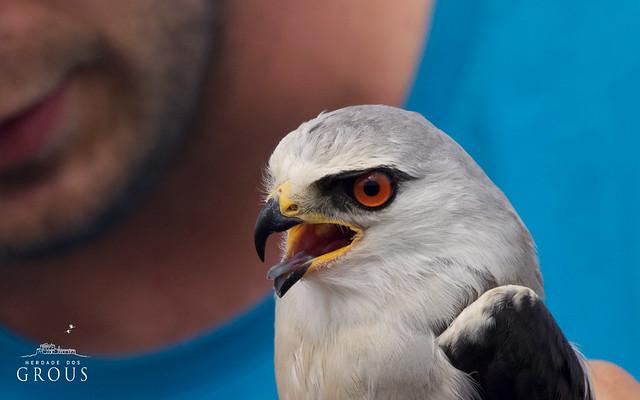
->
[438,285,592,400]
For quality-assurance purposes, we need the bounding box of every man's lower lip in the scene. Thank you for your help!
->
[0,83,69,172]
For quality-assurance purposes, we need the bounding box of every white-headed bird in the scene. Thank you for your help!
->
[254,105,592,400]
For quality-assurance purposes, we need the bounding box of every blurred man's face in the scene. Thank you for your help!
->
[0,1,217,256]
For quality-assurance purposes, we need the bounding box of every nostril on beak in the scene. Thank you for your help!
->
[286,204,299,213]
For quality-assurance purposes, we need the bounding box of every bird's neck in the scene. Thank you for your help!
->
[276,257,493,341]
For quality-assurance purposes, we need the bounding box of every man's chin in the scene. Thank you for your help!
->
[0,177,143,264]
[0,136,181,264]
[0,173,127,263]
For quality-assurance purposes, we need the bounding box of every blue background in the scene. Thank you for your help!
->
[0,297,278,399]
[407,0,639,377]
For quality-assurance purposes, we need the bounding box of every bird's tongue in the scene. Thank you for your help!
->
[267,252,313,297]
[266,223,357,297]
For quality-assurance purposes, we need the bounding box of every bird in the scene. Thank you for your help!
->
[254,105,592,399]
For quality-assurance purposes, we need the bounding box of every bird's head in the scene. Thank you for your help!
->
[255,106,541,320]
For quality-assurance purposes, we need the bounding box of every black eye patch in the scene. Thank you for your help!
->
[312,166,413,212]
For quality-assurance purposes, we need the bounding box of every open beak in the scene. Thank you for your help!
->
[254,191,362,297]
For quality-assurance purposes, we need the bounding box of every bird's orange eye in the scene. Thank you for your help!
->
[353,172,393,208]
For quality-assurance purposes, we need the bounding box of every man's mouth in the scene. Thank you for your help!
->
[254,199,361,297]
[266,223,360,296]
[0,82,69,174]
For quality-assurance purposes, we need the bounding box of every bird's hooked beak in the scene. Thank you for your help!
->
[254,183,362,297]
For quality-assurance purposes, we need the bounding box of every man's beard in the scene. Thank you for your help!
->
[0,2,224,263]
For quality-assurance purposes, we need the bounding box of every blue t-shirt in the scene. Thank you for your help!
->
[0,296,278,399]
[1,0,639,397]
[407,0,639,377]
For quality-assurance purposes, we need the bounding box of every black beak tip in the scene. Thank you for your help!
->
[253,198,302,263]
[253,206,270,262]
[256,241,266,262]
